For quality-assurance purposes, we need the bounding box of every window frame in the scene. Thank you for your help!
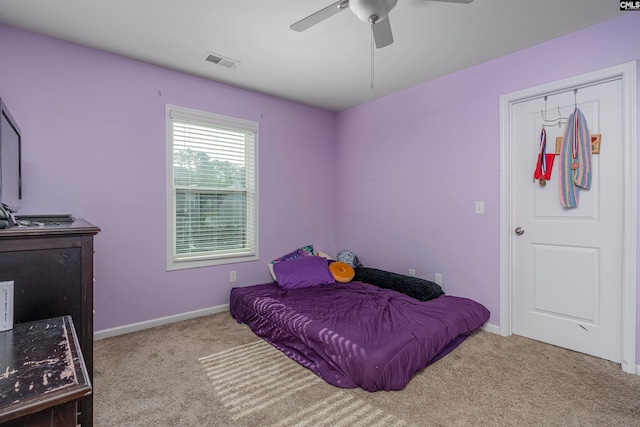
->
[166,104,259,271]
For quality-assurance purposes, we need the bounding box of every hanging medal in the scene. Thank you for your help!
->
[539,128,548,186]
[533,127,556,186]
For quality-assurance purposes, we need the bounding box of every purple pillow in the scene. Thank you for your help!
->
[274,256,335,290]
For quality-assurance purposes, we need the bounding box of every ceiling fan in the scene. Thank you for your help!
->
[291,0,474,49]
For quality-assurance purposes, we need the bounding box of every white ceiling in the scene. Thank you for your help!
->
[0,0,623,112]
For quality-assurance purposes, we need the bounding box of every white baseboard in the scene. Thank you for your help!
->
[94,304,230,340]
[481,322,500,335]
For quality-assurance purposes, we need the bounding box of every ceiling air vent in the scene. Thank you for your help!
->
[202,52,240,69]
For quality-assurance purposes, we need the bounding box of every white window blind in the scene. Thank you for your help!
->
[166,105,257,269]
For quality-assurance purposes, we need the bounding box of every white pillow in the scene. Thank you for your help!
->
[268,262,277,281]
[316,251,334,260]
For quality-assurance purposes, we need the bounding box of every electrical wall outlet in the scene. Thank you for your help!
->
[408,269,416,277]
[229,271,237,283]
[0,281,14,332]
[435,273,443,287]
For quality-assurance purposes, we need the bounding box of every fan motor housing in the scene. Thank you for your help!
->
[349,0,398,23]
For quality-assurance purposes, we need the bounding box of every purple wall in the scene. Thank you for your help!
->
[0,25,337,331]
[335,13,640,363]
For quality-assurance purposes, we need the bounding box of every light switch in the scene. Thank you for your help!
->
[475,201,485,215]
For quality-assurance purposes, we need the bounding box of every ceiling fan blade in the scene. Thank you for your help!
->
[290,0,350,32]
[372,17,393,48]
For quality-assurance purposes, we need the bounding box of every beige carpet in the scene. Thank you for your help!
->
[93,311,640,426]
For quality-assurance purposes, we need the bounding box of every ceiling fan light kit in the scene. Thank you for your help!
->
[349,0,397,24]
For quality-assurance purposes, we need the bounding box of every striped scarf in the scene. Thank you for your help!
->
[559,108,591,208]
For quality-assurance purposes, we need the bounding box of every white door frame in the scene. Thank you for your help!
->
[499,61,638,374]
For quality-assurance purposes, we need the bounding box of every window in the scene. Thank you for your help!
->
[166,105,258,270]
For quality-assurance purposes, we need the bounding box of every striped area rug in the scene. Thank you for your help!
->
[199,340,410,426]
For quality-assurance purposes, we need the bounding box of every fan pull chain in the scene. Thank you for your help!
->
[370,24,375,99]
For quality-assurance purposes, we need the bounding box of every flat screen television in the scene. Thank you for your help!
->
[0,97,22,213]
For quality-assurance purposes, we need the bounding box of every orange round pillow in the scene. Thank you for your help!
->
[329,261,355,283]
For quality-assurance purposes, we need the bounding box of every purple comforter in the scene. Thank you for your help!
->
[230,281,489,391]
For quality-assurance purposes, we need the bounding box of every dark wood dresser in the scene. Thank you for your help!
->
[0,219,100,426]
[0,316,92,426]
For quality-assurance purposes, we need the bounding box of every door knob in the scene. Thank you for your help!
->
[515,227,524,235]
